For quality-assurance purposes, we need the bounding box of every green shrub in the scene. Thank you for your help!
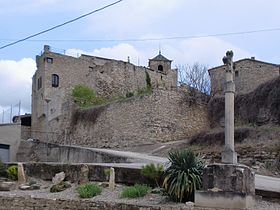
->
[6,165,18,181]
[141,163,163,187]
[162,149,204,202]
[121,184,151,198]
[145,71,151,88]
[76,182,102,198]
[126,92,134,98]
[72,85,96,107]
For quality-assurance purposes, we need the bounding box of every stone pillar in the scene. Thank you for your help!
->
[109,167,115,191]
[17,163,26,185]
[195,51,255,209]
[222,51,237,164]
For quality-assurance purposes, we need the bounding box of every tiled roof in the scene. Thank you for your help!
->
[150,51,171,62]
[208,58,279,72]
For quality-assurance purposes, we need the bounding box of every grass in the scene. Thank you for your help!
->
[76,182,102,198]
[120,184,151,198]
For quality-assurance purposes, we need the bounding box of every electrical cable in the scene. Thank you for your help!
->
[0,0,123,50]
[1,26,280,44]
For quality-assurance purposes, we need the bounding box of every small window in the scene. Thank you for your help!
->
[89,66,93,72]
[46,57,53,63]
[37,77,42,90]
[158,65,163,71]
[235,71,239,77]
[52,74,59,87]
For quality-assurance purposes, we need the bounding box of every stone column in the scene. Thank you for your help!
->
[195,51,255,209]
[222,51,237,164]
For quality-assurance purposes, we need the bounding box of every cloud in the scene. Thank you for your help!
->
[162,37,252,68]
[67,37,252,68]
[66,43,151,66]
[0,58,36,115]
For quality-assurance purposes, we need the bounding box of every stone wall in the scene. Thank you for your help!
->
[64,89,209,148]
[209,58,280,96]
[0,195,196,210]
[16,140,132,163]
[31,46,177,141]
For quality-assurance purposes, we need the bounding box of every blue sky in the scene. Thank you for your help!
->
[1,0,280,117]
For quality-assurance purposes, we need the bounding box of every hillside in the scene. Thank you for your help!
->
[125,77,280,178]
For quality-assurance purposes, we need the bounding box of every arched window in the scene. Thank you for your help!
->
[158,65,163,71]
[52,74,59,87]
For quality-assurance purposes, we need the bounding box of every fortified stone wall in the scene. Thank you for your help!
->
[209,58,280,96]
[59,89,209,148]
[31,46,177,141]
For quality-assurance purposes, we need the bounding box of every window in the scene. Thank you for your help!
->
[46,57,53,63]
[158,65,163,71]
[235,71,239,77]
[52,74,59,87]
[37,77,42,90]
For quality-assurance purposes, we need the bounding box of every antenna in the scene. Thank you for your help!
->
[159,43,161,54]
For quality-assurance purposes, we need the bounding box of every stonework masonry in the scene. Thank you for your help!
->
[31,45,177,143]
[69,89,209,148]
[43,89,209,148]
[209,58,280,96]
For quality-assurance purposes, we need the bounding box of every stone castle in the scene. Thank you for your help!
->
[30,45,280,148]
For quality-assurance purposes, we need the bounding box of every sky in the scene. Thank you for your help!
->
[1,0,280,120]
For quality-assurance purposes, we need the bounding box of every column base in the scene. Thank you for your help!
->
[195,163,255,209]
[195,191,254,209]
[222,150,237,164]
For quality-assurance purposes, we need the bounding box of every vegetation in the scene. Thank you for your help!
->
[120,184,151,198]
[50,181,71,193]
[125,92,134,98]
[136,86,152,96]
[145,71,152,88]
[141,163,163,187]
[72,85,106,108]
[162,149,204,202]
[6,165,18,181]
[76,182,102,198]
[177,63,210,94]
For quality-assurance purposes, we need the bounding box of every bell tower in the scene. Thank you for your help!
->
[148,51,172,74]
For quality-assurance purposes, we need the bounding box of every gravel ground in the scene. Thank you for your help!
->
[0,179,279,210]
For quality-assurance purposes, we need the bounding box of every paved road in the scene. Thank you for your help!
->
[255,174,280,193]
[92,148,280,195]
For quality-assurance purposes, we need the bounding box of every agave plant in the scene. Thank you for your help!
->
[162,149,204,202]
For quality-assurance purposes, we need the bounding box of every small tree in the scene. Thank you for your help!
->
[177,63,210,95]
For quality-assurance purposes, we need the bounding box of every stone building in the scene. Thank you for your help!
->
[209,57,280,96]
[31,45,178,142]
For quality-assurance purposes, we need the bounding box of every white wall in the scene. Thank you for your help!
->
[0,124,21,162]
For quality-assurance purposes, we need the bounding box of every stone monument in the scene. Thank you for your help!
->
[222,50,237,164]
[195,51,255,209]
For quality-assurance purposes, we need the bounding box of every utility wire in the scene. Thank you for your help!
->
[1,27,280,43]
[0,0,123,50]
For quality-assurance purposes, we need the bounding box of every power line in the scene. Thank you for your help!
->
[0,0,123,50]
[1,27,280,43]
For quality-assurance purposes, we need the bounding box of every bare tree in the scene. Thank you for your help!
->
[177,63,210,95]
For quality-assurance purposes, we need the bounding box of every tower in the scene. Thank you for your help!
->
[148,51,172,74]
